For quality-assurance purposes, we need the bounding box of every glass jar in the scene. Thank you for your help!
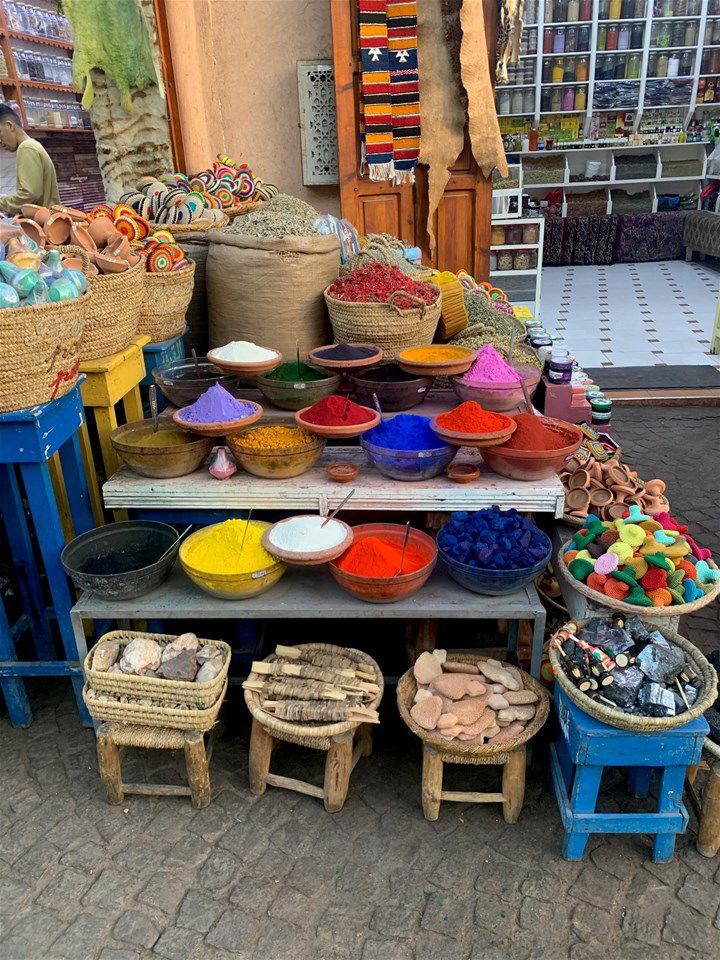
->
[598,0,610,16]
[618,25,631,49]
[542,59,553,82]
[564,57,576,80]
[679,51,693,76]
[630,23,644,48]
[615,55,627,79]
[633,0,644,14]
[578,25,591,49]
[541,89,552,110]
[545,0,554,21]
[579,0,592,18]
[627,53,641,78]
[548,349,573,382]
[621,0,634,15]
[491,225,507,244]
[497,90,511,114]
[567,0,579,19]
[523,88,535,112]
[505,223,524,243]
[667,52,680,78]
[553,27,565,52]
[609,0,621,17]
[606,25,619,50]
[656,53,668,77]
[543,27,554,52]
[711,49,720,74]
[590,395,613,424]
[511,89,524,113]
[671,22,686,46]
[512,249,531,270]
[575,85,587,109]
[714,19,720,44]
[684,20,697,46]
[552,57,565,82]
[577,56,589,81]
[563,86,575,110]
[551,87,563,111]
[597,25,607,50]
[674,0,687,11]
[489,253,498,272]
[522,222,540,243]
[654,23,671,47]
[497,251,514,271]
[566,26,577,51]
[598,55,613,80]
[662,0,673,15]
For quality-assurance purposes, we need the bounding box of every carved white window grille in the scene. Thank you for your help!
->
[297,60,339,186]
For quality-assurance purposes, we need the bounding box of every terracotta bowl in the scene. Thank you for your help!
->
[94,251,128,274]
[71,223,97,253]
[446,462,481,484]
[480,418,583,481]
[88,216,117,247]
[295,405,381,438]
[15,217,45,248]
[52,204,87,222]
[21,203,47,221]
[430,415,516,449]
[261,517,354,566]
[326,462,360,483]
[44,212,72,245]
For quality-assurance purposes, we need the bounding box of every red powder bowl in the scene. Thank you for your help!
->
[329,523,437,603]
[481,417,583,481]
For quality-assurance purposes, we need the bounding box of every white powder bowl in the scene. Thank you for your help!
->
[262,515,353,566]
[207,344,282,377]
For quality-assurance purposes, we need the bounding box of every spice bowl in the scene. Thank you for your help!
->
[350,363,433,412]
[228,421,326,478]
[329,523,437,603]
[430,414,517,449]
[152,360,239,408]
[326,462,360,483]
[206,347,283,378]
[261,516,354,566]
[360,434,455,481]
[309,343,384,373]
[180,522,287,600]
[450,365,542,412]
[437,533,551,596]
[173,400,264,438]
[110,421,214,478]
[256,368,340,411]
[481,418,584,481]
[397,345,476,378]
[61,520,180,601]
[446,463,481,484]
[295,404,381,439]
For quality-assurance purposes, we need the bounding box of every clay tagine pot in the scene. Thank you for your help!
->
[566,488,591,512]
[606,502,629,521]
[644,479,666,497]
[43,212,73,245]
[589,488,613,507]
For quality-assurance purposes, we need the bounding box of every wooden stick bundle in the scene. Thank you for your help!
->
[251,661,379,698]
[262,699,379,724]
[242,678,345,701]
[274,644,376,681]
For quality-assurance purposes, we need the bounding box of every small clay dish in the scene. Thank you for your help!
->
[589,488,613,507]
[43,212,72,245]
[88,215,120,247]
[71,223,97,254]
[644,479,666,496]
[606,465,628,486]
[606,502,629,520]
[611,482,634,498]
[446,463,480,484]
[566,488,591,511]
[588,477,606,491]
[568,469,590,490]
[94,251,128,274]
[15,217,45,248]
[52,204,87,222]
[326,462,360,483]
[61,256,84,271]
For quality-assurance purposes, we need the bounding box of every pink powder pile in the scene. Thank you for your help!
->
[462,345,521,385]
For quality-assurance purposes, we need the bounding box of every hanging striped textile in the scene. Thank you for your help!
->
[359,0,393,181]
[387,0,421,184]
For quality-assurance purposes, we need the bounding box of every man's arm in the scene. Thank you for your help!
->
[0,148,43,215]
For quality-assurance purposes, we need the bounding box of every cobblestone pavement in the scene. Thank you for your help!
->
[1,405,719,960]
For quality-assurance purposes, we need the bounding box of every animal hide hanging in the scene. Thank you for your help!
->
[496,0,526,84]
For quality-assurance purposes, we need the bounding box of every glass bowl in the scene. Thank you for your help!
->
[360,435,455,481]
[437,534,552,596]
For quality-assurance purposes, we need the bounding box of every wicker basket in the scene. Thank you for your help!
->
[556,545,720,618]
[84,631,231,708]
[147,214,229,235]
[549,618,717,731]
[325,286,441,359]
[225,201,264,220]
[82,679,227,731]
[244,642,383,750]
[139,260,196,343]
[397,653,550,759]
[0,261,89,414]
[66,251,144,361]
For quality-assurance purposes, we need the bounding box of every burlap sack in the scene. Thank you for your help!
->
[206,231,339,358]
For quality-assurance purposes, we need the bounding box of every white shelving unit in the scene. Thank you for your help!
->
[489,216,546,320]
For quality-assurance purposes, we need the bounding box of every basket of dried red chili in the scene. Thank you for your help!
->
[324,263,441,359]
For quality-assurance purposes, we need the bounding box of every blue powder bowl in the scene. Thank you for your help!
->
[437,532,551,595]
[360,436,454,481]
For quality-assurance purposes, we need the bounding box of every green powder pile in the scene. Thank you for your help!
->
[266,362,327,383]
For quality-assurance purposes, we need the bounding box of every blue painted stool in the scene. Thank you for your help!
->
[0,382,95,727]
[550,685,708,862]
[141,328,187,411]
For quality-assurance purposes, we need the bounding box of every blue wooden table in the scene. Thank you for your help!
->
[0,382,95,727]
[550,684,708,862]
[141,329,187,410]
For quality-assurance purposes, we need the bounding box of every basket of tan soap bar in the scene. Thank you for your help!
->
[397,651,550,756]
[84,630,231,708]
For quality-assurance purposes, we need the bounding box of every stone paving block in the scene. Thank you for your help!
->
[98,949,141,960]
[663,901,718,953]
[176,890,224,934]
[414,931,471,960]
[362,937,414,960]
[6,906,66,953]
[153,926,203,960]
[50,913,109,958]
[36,866,92,907]
[370,900,423,939]
[204,908,260,954]
[140,871,190,916]
[677,875,720,919]
[197,849,242,893]
[421,889,474,937]
[112,909,161,949]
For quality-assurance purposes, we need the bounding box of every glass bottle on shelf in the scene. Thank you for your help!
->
[4,3,19,30]
[575,85,587,109]
[564,57,576,80]
[633,0,645,15]
[567,0,579,20]
[630,23,643,48]
[597,24,607,50]
[525,0,537,19]
[654,22,671,47]
[542,59,553,82]
[541,89,552,110]
[671,22,686,46]
[667,52,680,78]
[553,27,565,52]
[661,0,673,15]
[577,56,589,81]
[563,86,575,110]
[705,78,716,102]
[674,0,687,13]
[627,53,641,78]
[680,51,693,76]
[543,28,553,52]
[512,90,525,113]
[606,25,619,50]
[609,0,621,17]
[527,29,537,53]
[697,77,706,102]
[615,55,627,78]
[566,26,577,50]
[551,87,563,110]
[555,0,567,20]
[552,57,565,81]
[0,48,6,76]
[599,0,610,17]
[579,0,592,18]
[545,0,554,22]
[648,52,658,76]
[618,25,631,49]
[497,89,512,113]
[621,0,633,18]
[578,25,591,49]
[523,88,535,112]
[656,52,669,77]
[713,19,720,44]
[711,49,720,74]
[684,20,697,46]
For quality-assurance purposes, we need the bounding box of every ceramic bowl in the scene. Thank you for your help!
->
[43,212,72,245]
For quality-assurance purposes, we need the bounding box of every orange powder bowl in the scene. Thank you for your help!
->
[329,523,437,604]
[430,412,517,448]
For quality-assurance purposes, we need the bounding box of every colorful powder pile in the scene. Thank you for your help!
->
[183,384,256,424]
[364,414,450,451]
[503,413,574,451]
[266,362,327,383]
[462,345,521,385]
[268,516,347,553]
[336,535,429,577]
[302,395,375,427]
[400,346,472,364]
[122,428,195,447]
[233,425,315,450]
[435,402,511,434]
[327,262,438,310]
[184,519,275,575]
[355,363,423,384]
[438,507,550,571]
[314,344,380,362]
[212,341,277,363]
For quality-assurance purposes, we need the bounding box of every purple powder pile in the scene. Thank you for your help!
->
[183,383,256,423]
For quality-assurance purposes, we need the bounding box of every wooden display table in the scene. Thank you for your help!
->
[70,566,548,676]
[103,448,565,519]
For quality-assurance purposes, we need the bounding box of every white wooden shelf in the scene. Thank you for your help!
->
[490,242,542,250]
[490,268,539,276]
[488,216,545,319]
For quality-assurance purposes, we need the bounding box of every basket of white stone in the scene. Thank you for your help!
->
[84,630,231,708]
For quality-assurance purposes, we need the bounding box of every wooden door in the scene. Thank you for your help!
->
[330,0,496,280]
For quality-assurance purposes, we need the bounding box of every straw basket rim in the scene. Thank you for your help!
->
[556,544,720,617]
[147,214,229,235]
[549,618,717,731]
[397,654,550,757]
[82,679,226,731]
[244,642,384,741]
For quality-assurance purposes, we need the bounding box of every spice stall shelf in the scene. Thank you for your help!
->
[70,565,548,677]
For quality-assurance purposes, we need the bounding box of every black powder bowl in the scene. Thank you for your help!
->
[350,363,434,412]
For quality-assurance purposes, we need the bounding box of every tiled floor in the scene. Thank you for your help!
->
[539,260,720,368]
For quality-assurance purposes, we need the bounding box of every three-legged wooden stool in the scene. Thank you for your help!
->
[248,718,374,813]
[96,722,216,808]
[686,737,720,858]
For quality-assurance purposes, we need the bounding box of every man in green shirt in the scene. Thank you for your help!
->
[0,103,60,215]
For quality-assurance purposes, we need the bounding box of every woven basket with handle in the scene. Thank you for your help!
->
[325,286,441,359]
[0,247,90,413]
[139,260,196,343]
[549,618,717,731]
[59,246,144,362]
[84,631,231,708]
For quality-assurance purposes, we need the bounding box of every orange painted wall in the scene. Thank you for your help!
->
[165,0,341,215]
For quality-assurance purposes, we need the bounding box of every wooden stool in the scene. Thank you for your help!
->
[96,721,216,808]
[141,329,187,411]
[396,655,550,823]
[551,685,708,862]
[686,737,720,858]
[79,334,151,496]
[248,718,374,813]
[0,383,95,727]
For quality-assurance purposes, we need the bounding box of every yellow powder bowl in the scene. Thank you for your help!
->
[179,521,287,600]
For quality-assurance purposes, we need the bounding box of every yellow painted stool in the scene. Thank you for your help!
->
[78,335,151,521]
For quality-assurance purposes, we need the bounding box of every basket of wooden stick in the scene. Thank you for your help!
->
[243,642,383,748]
